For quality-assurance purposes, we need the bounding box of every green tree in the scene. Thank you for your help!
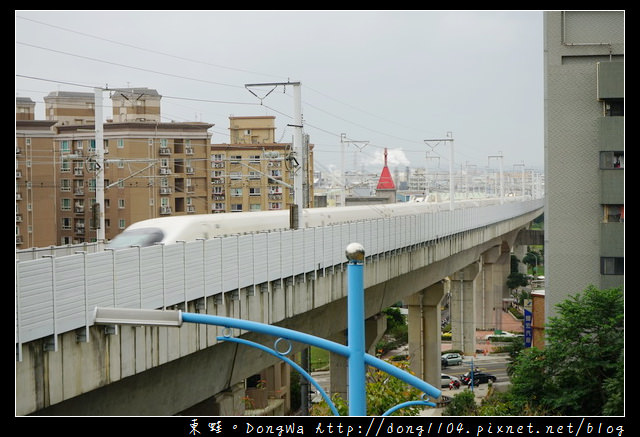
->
[508,285,624,415]
[506,272,528,291]
[311,361,423,416]
[442,389,477,416]
[522,251,542,274]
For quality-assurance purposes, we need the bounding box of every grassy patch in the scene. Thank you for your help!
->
[310,346,330,371]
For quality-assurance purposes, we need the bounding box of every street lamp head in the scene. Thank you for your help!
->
[345,242,365,262]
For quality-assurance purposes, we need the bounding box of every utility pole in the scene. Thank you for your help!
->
[488,152,504,204]
[424,132,454,210]
[513,161,525,198]
[424,151,440,201]
[464,162,477,199]
[340,134,369,207]
[245,81,303,228]
[94,88,105,243]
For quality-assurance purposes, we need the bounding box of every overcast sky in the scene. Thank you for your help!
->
[15,10,544,176]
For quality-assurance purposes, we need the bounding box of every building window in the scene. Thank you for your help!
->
[61,159,71,172]
[249,187,261,196]
[117,139,124,148]
[230,172,242,180]
[60,140,70,154]
[604,100,624,116]
[599,151,624,169]
[250,204,261,211]
[118,199,125,209]
[231,188,242,197]
[600,257,624,275]
[602,205,624,222]
[119,219,126,229]
[231,204,242,212]
[61,198,71,211]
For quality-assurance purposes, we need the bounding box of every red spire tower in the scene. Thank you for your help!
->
[376,148,396,203]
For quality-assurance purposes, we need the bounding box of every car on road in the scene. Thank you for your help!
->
[461,371,497,385]
[484,331,524,340]
[441,352,463,366]
[440,374,461,388]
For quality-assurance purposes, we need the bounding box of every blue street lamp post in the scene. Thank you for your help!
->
[346,242,366,415]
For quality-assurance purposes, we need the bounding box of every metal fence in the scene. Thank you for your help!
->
[15,198,543,351]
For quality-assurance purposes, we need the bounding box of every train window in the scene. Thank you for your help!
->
[106,227,165,249]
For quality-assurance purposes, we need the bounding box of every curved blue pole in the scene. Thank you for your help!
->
[382,400,436,417]
[218,336,340,416]
[180,312,441,401]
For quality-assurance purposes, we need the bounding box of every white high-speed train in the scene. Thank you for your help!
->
[105,200,485,249]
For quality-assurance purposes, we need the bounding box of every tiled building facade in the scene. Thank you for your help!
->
[16,90,312,248]
[543,11,624,320]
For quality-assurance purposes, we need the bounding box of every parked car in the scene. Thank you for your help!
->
[441,352,463,366]
[440,374,461,388]
[461,372,497,385]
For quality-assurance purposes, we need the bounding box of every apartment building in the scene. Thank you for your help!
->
[543,11,624,320]
[16,89,213,247]
[16,97,58,248]
[16,92,315,248]
[210,116,314,213]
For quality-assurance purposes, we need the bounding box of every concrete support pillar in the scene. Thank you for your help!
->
[211,382,245,415]
[450,261,481,355]
[329,331,348,401]
[365,314,387,355]
[406,281,445,389]
[482,245,511,331]
[265,362,291,413]
[513,245,528,275]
